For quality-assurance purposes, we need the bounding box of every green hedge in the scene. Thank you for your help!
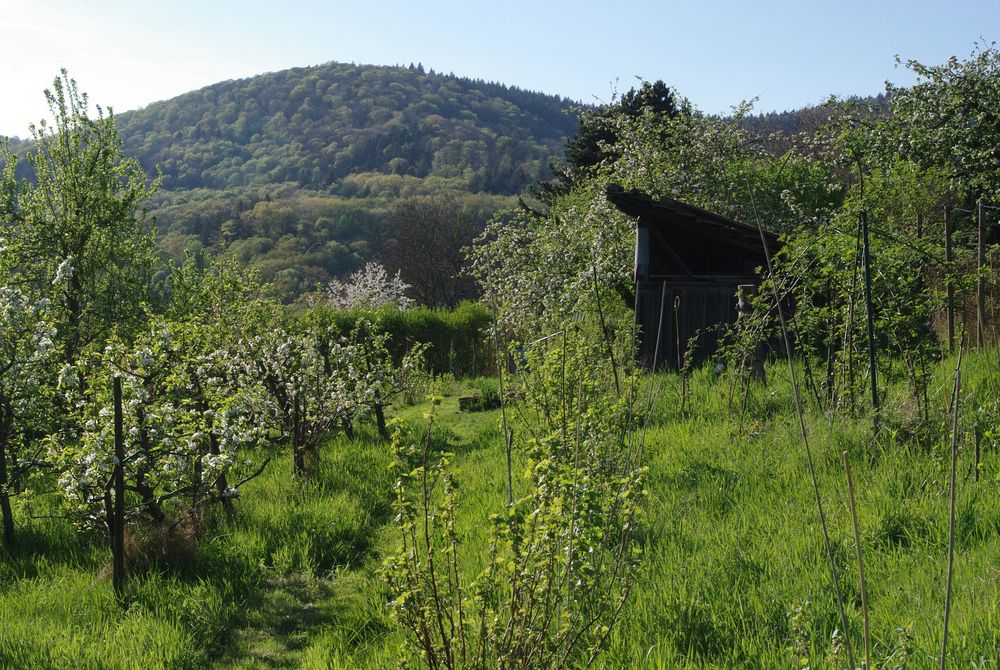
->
[300,301,495,378]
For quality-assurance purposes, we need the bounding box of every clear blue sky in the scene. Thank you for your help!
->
[3,0,998,137]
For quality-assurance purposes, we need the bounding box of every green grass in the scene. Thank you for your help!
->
[2,362,999,668]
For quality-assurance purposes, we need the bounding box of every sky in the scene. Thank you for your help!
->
[3,0,999,138]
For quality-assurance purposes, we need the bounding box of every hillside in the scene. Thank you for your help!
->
[93,63,579,302]
[740,92,890,154]
[116,62,579,195]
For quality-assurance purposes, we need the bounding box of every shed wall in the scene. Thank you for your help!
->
[635,277,755,370]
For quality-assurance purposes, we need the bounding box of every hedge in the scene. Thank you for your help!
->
[300,301,495,378]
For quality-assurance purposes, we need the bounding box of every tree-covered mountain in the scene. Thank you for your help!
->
[66,62,580,304]
[740,93,890,153]
[115,62,580,195]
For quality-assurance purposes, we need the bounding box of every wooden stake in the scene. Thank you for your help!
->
[861,210,879,418]
[673,295,682,373]
[591,258,620,395]
[484,248,513,507]
[737,284,765,382]
[945,207,955,353]
[112,376,126,599]
[674,296,687,414]
[978,199,986,348]
[941,346,964,669]
[974,424,981,484]
[655,282,667,373]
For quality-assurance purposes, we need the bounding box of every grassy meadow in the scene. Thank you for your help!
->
[1,355,998,669]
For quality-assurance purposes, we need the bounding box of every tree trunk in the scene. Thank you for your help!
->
[135,411,164,523]
[306,443,320,473]
[374,403,389,440]
[0,488,13,550]
[112,377,126,598]
[293,444,307,477]
[292,397,307,477]
[135,477,164,524]
[341,417,355,440]
[64,268,84,365]
[191,453,202,515]
[208,434,235,524]
[0,412,15,549]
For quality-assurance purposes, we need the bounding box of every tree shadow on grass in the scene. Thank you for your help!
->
[0,516,105,582]
[214,572,390,669]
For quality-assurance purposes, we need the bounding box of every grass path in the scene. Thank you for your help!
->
[209,386,501,669]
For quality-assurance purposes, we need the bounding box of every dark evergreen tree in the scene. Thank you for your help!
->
[537,80,680,203]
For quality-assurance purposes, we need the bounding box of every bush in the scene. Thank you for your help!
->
[301,301,494,377]
[459,377,502,412]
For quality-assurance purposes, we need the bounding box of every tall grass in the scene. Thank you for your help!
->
[0,426,396,669]
[1,356,998,668]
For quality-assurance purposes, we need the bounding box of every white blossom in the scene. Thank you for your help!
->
[53,256,75,285]
[325,261,414,311]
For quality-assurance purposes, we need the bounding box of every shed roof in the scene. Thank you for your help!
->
[606,184,779,256]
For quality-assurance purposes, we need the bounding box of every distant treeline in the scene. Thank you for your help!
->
[150,185,515,304]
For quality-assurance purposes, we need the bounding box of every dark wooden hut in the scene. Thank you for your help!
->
[606,185,779,370]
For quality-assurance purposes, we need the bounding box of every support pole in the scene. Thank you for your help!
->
[843,452,871,670]
[978,199,986,348]
[940,350,963,669]
[737,284,765,382]
[112,376,126,599]
[945,207,955,353]
[674,296,687,413]
[861,210,879,415]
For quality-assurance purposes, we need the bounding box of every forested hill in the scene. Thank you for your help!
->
[740,93,890,152]
[115,62,580,195]
[55,62,582,304]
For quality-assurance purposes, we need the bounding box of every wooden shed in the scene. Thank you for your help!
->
[606,185,779,370]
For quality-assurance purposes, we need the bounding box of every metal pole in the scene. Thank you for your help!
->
[843,452,871,670]
[861,210,879,415]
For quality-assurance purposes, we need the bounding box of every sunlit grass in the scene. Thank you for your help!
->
[2,361,999,667]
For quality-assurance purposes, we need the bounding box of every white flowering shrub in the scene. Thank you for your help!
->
[325,262,414,311]
[53,320,270,532]
[245,325,361,476]
[344,319,428,439]
[0,286,58,547]
[470,186,634,337]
